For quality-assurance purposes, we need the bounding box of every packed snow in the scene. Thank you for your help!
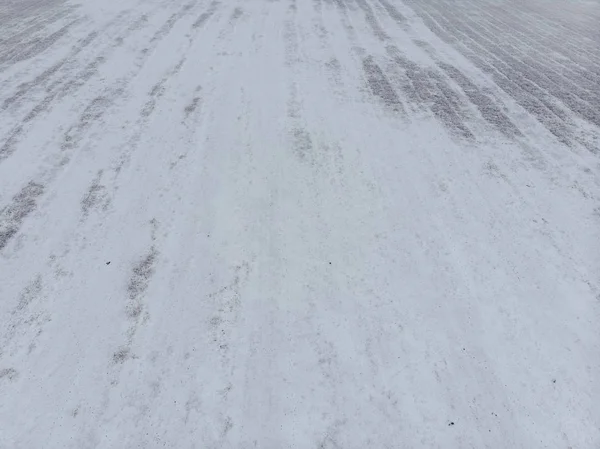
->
[1,0,599,447]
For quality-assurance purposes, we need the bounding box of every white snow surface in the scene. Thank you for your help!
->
[1,0,599,447]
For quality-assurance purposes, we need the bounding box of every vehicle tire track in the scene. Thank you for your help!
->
[403,0,600,150]
[0,182,44,251]
[362,55,405,115]
[410,3,574,144]
[436,61,522,139]
[0,274,49,360]
[0,83,123,251]
[104,0,220,186]
[284,0,318,163]
[0,0,206,169]
[386,45,474,139]
[0,14,141,164]
[2,28,101,110]
[0,17,79,66]
[80,170,110,218]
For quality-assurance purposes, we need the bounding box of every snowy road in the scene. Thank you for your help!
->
[1,0,599,446]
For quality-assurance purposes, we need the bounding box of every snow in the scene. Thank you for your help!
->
[1,0,599,447]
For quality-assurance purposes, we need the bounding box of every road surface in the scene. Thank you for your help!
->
[1,0,599,447]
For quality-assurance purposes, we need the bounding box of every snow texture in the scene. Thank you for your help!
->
[1,0,599,447]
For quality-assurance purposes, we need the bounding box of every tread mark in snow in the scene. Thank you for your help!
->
[355,0,389,41]
[112,347,131,365]
[0,368,19,382]
[191,12,211,30]
[192,1,220,29]
[404,0,600,149]
[208,262,250,364]
[1,29,100,111]
[184,86,202,118]
[291,128,313,161]
[1,45,123,164]
[184,97,201,117]
[81,170,109,217]
[1,275,47,359]
[0,182,44,251]
[436,62,523,138]
[0,125,24,162]
[150,1,196,43]
[0,19,78,66]
[62,92,120,151]
[376,0,406,26]
[362,56,405,114]
[127,246,158,322]
[325,58,342,88]
[388,47,473,139]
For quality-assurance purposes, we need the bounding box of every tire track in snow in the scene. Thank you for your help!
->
[375,0,406,29]
[0,15,137,163]
[309,0,346,97]
[149,0,197,44]
[403,0,600,151]
[502,0,600,69]
[0,83,122,251]
[208,262,251,370]
[416,4,573,145]
[0,367,18,383]
[111,0,220,174]
[1,29,100,110]
[453,5,600,131]
[340,0,480,138]
[1,1,216,247]
[354,0,388,41]
[362,54,405,115]
[91,221,161,447]
[0,9,133,112]
[326,0,409,118]
[192,0,220,29]
[124,247,158,342]
[0,275,48,362]
[385,45,474,139]
[435,61,522,139]
[183,85,203,120]
[88,2,223,432]
[0,0,67,49]
[0,182,44,251]
[61,89,124,153]
[284,0,317,163]
[369,1,523,140]
[0,17,79,66]
[1,0,204,165]
[80,170,110,218]
[105,220,159,388]
[471,4,600,106]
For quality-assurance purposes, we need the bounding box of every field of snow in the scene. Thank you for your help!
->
[1,0,599,447]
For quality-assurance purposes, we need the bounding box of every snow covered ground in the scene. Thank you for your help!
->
[1,0,599,446]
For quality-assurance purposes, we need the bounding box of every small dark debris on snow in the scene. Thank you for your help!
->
[448,421,455,426]
[552,379,556,384]
[106,261,111,265]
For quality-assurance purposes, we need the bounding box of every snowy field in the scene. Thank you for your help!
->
[1,0,599,447]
